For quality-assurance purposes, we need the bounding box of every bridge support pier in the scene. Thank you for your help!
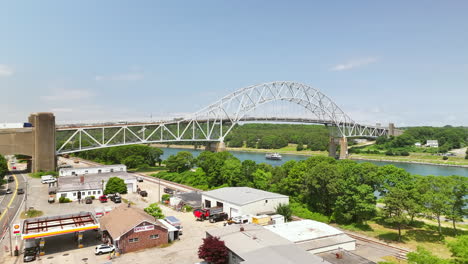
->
[29,113,57,172]
[328,136,348,159]
[205,142,226,152]
[339,137,348,159]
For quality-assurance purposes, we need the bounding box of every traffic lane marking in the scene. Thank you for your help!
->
[0,173,19,222]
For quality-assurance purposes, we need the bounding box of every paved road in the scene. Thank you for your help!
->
[0,166,27,254]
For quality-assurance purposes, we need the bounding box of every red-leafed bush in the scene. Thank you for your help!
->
[198,236,228,264]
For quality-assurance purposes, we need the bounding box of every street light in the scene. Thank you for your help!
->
[7,206,14,257]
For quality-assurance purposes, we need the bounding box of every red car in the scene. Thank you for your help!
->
[12,166,16,170]
[99,195,108,203]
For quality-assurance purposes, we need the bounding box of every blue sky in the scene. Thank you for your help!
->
[1,1,467,126]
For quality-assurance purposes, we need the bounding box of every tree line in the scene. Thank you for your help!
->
[224,123,329,150]
[160,151,467,241]
[0,155,7,181]
[353,126,468,156]
[73,145,163,169]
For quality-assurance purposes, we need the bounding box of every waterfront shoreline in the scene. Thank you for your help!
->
[151,144,468,168]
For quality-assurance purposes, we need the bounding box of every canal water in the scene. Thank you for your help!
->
[159,147,468,177]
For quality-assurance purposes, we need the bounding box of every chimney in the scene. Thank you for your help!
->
[80,175,84,184]
[240,227,244,232]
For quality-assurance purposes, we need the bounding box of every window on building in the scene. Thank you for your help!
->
[93,191,96,195]
[73,192,76,196]
[110,169,114,172]
[216,201,223,208]
[98,169,102,174]
[129,238,139,243]
[82,192,85,196]
[97,190,101,194]
[265,200,268,203]
[88,191,91,195]
[85,170,88,174]
[150,234,159,239]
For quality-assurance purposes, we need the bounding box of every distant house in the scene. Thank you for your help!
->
[59,164,127,176]
[414,142,422,147]
[426,140,439,148]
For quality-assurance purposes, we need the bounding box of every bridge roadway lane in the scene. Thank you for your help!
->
[0,169,26,247]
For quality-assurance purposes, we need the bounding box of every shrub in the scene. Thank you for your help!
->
[275,203,292,221]
[59,197,71,203]
[144,203,165,219]
[161,194,171,202]
[182,205,193,212]
[104,177,127,194]
[443,156,448,160]
[198,236,228,264]
[385,150,394,156]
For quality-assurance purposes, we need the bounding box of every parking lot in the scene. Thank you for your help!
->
[2,171,222,264]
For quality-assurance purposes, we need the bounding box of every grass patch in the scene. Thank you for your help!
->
[29,171,58,178]
[290,202,329,223]
[121,198,136,205]
[340,222,374,232]
[20,209,44,219]
[128,166,166,173]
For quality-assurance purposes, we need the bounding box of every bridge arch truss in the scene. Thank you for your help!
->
[56,81,389,154]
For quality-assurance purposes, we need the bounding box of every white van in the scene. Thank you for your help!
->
[41,175,57,184]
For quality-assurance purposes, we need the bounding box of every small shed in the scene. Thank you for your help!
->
[158,219,179,242]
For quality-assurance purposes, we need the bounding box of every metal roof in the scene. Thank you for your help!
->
[207,224,330,264]
[264,220,345,242]
[202,187,288,206]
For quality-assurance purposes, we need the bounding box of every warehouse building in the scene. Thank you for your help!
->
[59,164,127,176]
[54,172,137,201]
[206,224,331,264]
[264,220,356,254]
[100,205,168,253]
[201,187,289,217]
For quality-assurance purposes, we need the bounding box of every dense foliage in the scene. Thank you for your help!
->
[354,126,468,156]
[144,203,165,219]
[73,145,163,169]
[198,236,228,264]
[275,203,292,222]
[0,155,8,181]
[165,151,194,172]
[104,177,127,194]
[155,151,468,235]
[224,124,329,150]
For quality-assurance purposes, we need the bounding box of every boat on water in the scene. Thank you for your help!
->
[265,153,282,160]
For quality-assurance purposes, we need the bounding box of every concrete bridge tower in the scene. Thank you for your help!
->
[0,112,56,172]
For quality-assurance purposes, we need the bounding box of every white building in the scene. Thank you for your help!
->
[426,140,439,148]
[55,172,137,201]
[59,164,127,177]
[201,187,289,218]
[264,220,356,254]
[206,224,331,264]
[414,142,422,147]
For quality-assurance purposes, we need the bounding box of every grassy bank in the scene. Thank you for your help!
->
[350,152,468,167]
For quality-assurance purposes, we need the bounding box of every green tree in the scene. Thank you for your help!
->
[407,246,450,264]
[251,169,272,190]
[220,159,244,186]
[334,184,376,224]
[122,155,145,169]
[275,203,292,222]
[421,176,452,237]
[445,176,468,235]
[447,235,468,264]
[165,151,194,173]
[144,203,165,219]
[296,142,304,151]
[104,177,127,194]
[382,187,409,241]
[0,155,8,181]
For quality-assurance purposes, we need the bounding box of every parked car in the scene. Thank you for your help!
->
[12,166,16,170]
[23,247,38,262]
[110,194,121,203]
[94,244,115,255]
[48,196,55,203]
[139,190,148,197]
[136,176,143,182]
[8,176,14,182]
[164,187,175,194]
[85,197,93,204]
[74,160,79,164]
[17,188,24,195]
[99,195,108,203]
[209,212,229,223]
[5,189,12,194]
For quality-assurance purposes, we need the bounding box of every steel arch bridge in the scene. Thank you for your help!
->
[56,81,392,154]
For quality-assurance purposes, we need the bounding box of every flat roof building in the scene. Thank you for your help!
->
[264,220,356,254]
[59,164,127,176]
[202,187,289,217]
[54,171,137,201]
[206,224,331,264]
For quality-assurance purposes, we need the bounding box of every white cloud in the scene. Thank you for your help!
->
[330,57,378,71]
[40,88,95,101]
[95,72,144,81]
[0,64,14,77]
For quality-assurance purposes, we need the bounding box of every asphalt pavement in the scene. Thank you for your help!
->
[0,166,27,255]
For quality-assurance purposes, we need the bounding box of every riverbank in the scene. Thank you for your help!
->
[152,143,468,168]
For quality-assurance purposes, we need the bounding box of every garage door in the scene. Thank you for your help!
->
[126,183,133,193]
[230,208,240,217]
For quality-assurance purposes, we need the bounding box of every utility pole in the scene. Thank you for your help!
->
[158,177,161,203]
[8,207,13,256]
[24,178,28,213]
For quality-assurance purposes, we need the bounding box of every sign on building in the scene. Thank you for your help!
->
[13,224,21,236]
[134,225,155,233]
